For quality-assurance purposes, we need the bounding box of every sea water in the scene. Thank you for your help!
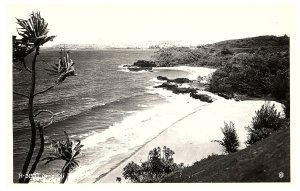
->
[13,49,206,183]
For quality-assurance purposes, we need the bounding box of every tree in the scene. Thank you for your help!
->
[13,12,76,183]
[122,146,183,183]
[42,131,83,183]
[245,102,285,145]
[213,121,240,153]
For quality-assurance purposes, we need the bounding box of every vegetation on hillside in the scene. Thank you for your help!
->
[152,46,232,67]
[161,128,290,182]
[121,101,289,183]
[209,51,289,99]
[121,146,183,183]
[213,121,240,153]
[119,36,290,183]
[245,102,286,145]
[152,35,289,104]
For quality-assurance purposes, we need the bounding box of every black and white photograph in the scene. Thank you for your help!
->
[1,0,298,188]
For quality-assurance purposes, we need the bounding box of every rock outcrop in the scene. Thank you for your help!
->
[157,76,192,84]
[124,60,157,72]
[127,66,153,72]
[155,77,214,103]
[155,82,197,94]
[133,60,157,67]
[190,92,213,103]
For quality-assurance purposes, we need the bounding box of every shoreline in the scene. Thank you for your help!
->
[97,98,284,183]
[64,66,211,183]
[67,66,284,183]
[94,66,284,183]
[92,102,210,183]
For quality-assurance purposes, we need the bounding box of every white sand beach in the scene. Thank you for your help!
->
[96,67,284,183]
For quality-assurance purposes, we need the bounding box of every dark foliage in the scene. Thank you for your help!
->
[213,121,240,153]
[220,47,233,55]
[122,146,183,183]
[209,50,289,99]
[152,36,289,104]
[190,92,213,103]
[152,46,230,67]
[133,60,157,67]
[217,92,234,100]
[245,103,285,145]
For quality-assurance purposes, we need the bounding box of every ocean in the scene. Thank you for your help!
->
[13,49,196,183]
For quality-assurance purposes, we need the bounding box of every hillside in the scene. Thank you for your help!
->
[161,127,290,182]
[205,35,289,53]
[152,35,289,101]
[153,35,289,67]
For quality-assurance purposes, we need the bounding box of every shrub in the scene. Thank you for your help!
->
[271,78,289,100]
[190,92,213,103]
[213,121,239,153]
[245,102,285,145]
[122,162,143,183]
[220,47,233,55]
[122,146,183,183]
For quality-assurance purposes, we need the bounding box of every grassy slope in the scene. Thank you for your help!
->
[162,128,290,182]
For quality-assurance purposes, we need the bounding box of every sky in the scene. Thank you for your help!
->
[7,3,295,47]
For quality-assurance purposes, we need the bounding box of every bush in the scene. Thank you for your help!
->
[122,146,183,183]
[209,51,289,99]
[271,78,289,100]
[122,162,143,183]
[220,47,233,55]
[245,102,285,145]
[213,121,239,153]
[190,92,213,103]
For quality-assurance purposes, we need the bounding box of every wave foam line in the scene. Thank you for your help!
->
[92,102,210,183]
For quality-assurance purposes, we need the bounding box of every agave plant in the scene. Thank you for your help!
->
[42,131,83,183]
[45,49,77,85]
[16,12,55,47]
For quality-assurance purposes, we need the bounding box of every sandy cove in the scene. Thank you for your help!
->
[96,67,284,183]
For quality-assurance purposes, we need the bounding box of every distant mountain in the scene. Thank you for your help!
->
[46,44,104,50]
[44,35,289,51]
[45,40,191,50]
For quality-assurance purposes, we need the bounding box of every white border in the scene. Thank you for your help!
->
[1,1,299,191]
